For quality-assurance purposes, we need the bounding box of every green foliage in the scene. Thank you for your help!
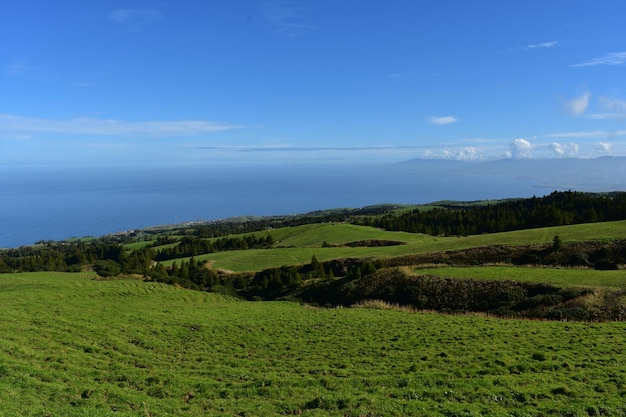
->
[154,234,274,261]
[329,267,591,316]
[93,259,121,277]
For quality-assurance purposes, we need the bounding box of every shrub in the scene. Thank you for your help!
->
[93,260,121,277]
[546,307,590,321]
[594,260,619,270]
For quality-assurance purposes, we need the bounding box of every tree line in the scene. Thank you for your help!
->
[0,232,273,274]
[153,234,274,261]
[357,191,626,236]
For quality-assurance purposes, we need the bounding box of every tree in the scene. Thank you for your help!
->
[170,262,180,277]
[310,255,325,278]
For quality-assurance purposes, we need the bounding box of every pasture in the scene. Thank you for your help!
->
[1,272,626,416]
[162,220,626,272]
[412,266,626,288]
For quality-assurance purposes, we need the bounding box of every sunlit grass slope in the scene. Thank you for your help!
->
[171,220,626,272]
[2,272,626,416]
[413,266,626,288]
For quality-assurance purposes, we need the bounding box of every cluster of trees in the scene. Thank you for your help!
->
[359,191,626,236]
[0,240,125,273]
[0,230,274,274]
[190,211,352,238]
[153,234,274,261]
[146,257,220,289]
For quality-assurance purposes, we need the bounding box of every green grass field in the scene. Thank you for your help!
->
[413,266,626,288]
[2,272,626,416]
[163,220,626,272]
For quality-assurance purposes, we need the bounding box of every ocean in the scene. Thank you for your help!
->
[0,159,616,248]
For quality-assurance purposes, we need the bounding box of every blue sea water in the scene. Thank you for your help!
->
[0,161,571,248]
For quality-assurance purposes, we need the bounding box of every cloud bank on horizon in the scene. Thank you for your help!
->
[2,1,626,165]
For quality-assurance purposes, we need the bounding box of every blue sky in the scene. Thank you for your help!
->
[2,0,626,166]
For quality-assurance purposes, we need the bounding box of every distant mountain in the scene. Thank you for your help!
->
[399,157,626,192]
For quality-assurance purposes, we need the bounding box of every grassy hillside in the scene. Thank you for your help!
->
[165,220,626,272]
[413,266,626,288]
[1,272,625,416]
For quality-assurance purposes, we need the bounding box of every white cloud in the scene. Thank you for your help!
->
[509,138,532,158]
[0,114,239,137]
[549,141,579,157]
[109,8,164,31]
[564,91,590,115]
[597,142,613,154]
[429,116,458,125]
[572,52,626,67]
[422,146,483,160]
[526,40,558,49]
[453,147,483,160]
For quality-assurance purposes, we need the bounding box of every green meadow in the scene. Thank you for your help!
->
[164,220,626,272]
[2,272,626,416]
[413,266,626,288]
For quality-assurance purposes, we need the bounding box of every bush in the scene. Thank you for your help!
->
[546,307,590,321]
[512,294,563,311]
[93,260,121,277]
[567,253,592,267]
[594,260,619,270]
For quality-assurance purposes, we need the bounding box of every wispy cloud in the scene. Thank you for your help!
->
[192,144,428,153]
[600,97,626,113]
[526,40,558,49]
[583,113,626,121]
[545,130,626,139]
[546,130,610,139]
[261,1,316,36]
[0,133,31,141]
[571,52,626,67]
[572,96,626,121]
[564,91,590,115]
[0,114,239,137]
[582,97,626,120]
[5,60,37,76]
[109,8,164,31]
[4,60,52,81]
[429,116,458,125]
